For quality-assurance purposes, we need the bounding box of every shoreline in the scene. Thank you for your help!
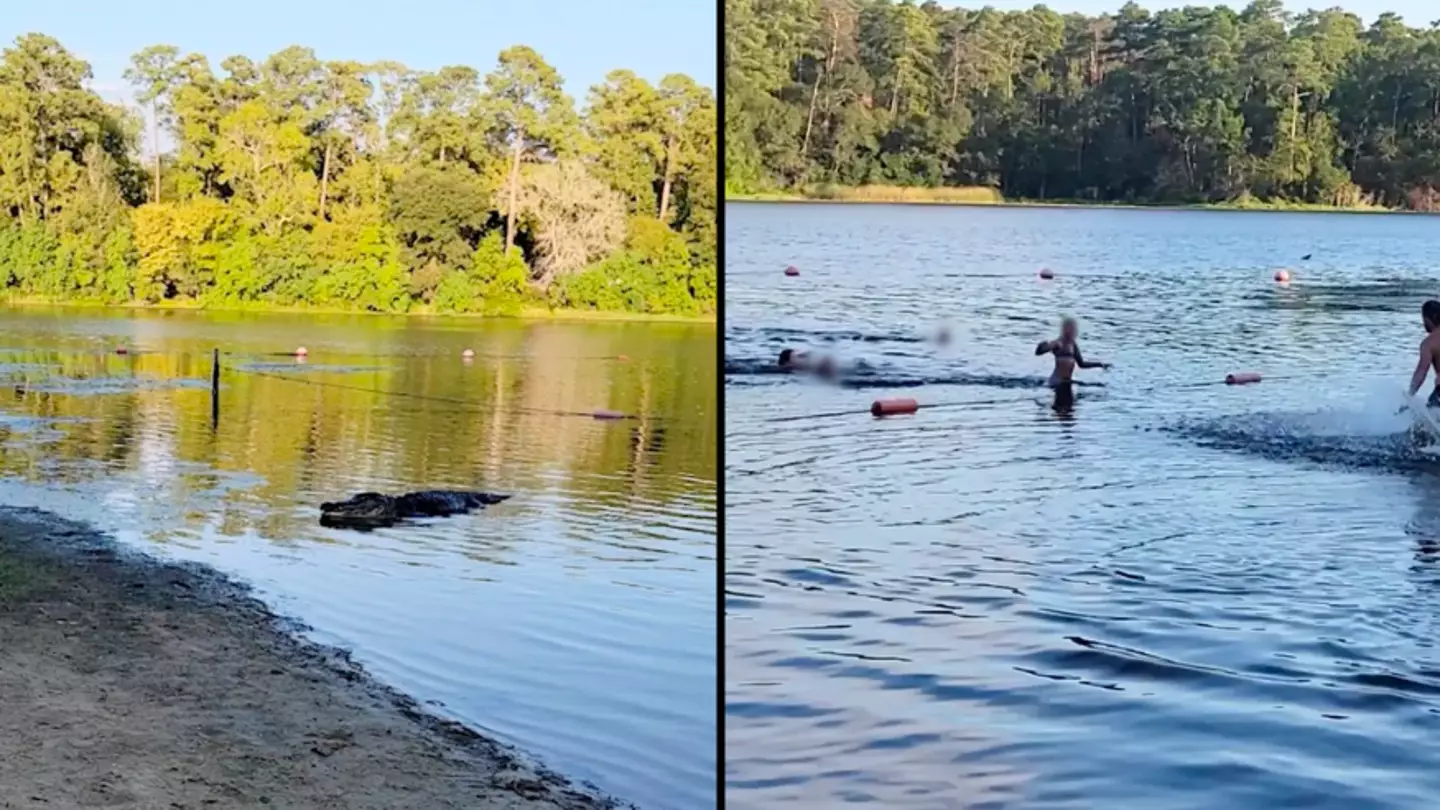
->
[725,192,1417,216]
[0,297,716,326]
[0,505,625,809]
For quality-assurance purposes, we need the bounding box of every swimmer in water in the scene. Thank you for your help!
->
[1035,317,1109,410]
[778,348,839,382]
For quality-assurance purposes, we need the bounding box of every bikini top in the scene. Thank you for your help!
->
[1052,341,1080,361]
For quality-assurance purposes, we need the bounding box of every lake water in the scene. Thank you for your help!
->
[725,202,1440,809]
[0,307,715,810]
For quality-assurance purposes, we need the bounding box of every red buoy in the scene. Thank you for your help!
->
[784,266,801,277]
[1038,268,1055,280]
[114,346,128,355]
[1225,371,1262,385]
[1274,269,1291,283]
[871,398,920,418]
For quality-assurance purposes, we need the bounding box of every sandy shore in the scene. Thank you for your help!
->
[0,507,622,810]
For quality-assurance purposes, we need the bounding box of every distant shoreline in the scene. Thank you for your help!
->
[0,296,716,326]
[726,190,1416,216]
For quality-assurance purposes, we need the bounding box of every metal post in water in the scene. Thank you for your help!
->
[211,348,220,430]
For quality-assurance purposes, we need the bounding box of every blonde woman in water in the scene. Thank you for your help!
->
[1035,316,1110,410]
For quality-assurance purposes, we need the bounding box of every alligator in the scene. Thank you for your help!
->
[319,490,511,530]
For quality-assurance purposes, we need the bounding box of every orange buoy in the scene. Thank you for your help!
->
[871,398,920,418]
[1273,269,1291,283]
[784,265,801,277]
[592,409,625,420]
[294,347,308,357]
[462,349,475,360]
[1225,371,1262,385]
[1038,268,1055,280]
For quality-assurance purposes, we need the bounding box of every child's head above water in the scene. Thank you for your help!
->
[1424,301,1440,332]
[1060,317,1079,340]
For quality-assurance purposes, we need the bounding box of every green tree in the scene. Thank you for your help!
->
[123,44,181,203]
[314,60,374,219]
[586,70,663,213]
[482,46,579,255]
[215,99,315,233]
[388,164,488,297]
[655,75,713,223]
[0,35,127,222]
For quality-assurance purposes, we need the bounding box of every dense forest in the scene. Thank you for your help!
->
[726,0,1440,209]
[0,35,715,316]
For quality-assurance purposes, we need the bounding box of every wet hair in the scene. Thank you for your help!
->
[1425,301,1440,327]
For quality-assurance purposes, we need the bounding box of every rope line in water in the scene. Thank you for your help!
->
[236,350,628,362]
[763,394,1041,423]
[0,347,627,363]
[229,364,646,422]
[1144,372,1311,393]
[0,347,653,423]
[0,345,675,426]
[758,371,1338,425]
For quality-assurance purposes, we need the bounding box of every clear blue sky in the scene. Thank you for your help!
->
[0,0,715,107]
[983,0,1433,24]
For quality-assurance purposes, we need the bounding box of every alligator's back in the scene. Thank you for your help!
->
[396,490,511,517]
[320,490,511,530]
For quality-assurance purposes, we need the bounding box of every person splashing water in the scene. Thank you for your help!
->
[1406,301,1440,406]
[1035,316,1109,411]
[1404,300,1440,443]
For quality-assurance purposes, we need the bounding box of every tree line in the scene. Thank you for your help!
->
[0,35,714,316]
[726,0,1440,209]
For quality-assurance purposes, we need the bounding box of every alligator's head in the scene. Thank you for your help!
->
[319,492,399,530]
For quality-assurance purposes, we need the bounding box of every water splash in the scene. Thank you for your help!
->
[1173,387,1437,472]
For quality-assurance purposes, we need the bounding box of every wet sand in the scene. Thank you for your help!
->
[0,507,621,810]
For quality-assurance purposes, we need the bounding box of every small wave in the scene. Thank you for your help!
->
[724,355,1097,393]
[24,377,211,396]
[0,363,58,375]
[1171,410,1434,472]
[727,326,925,345]
[232,362,386,375]
[723,358,792,377]
[1246,278,1438,315]
[840,372,1069,391]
